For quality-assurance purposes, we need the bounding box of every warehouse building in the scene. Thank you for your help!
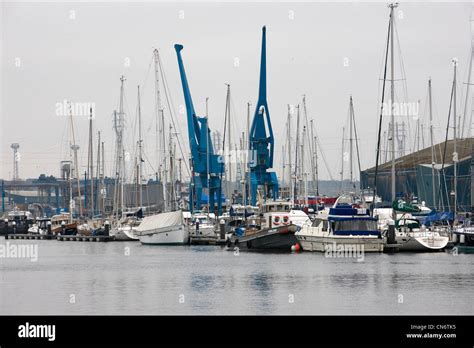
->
[360,138,473,212]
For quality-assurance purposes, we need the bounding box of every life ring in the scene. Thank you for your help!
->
[282,216,289,225]
[273,216,281,225]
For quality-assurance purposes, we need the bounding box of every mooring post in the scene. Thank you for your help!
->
[104,220,110,236]
[219,219,225,240]
[387,220,396,244]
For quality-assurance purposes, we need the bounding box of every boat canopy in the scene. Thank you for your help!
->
[414,211,453,226]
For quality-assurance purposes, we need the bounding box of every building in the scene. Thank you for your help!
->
[360,138,473,212]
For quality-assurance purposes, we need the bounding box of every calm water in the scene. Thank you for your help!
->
[1,239,473,315]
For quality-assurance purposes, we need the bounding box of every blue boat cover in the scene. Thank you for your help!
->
[414,211,453,226]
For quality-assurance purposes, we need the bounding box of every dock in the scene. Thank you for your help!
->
[57,235,115,242]
[4,233,114,242]
[5,234,55,240]
[189,235,227,245]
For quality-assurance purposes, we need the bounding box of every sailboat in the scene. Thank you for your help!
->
[371,4,448,252]
[136,48,190,245]
[110,76,140,241]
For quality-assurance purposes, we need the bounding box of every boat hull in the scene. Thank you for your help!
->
[297,234,384,252]
[112,226,139,241]
[229,225,298,251]
[393,234,449,251]
[139,225,189,245]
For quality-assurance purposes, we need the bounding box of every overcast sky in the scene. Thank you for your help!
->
[1,1,472,182]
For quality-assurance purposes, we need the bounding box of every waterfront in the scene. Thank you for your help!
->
[1,240,473,315]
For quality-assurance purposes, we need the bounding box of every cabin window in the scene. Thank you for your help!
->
[312,219,322,228]
[322,221,329,231]
[334,220,377,231]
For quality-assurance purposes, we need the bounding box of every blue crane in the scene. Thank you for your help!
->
[174,44,224,215]
[248,26,279,205]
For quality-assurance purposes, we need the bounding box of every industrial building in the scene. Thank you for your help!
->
[360,138,473,212]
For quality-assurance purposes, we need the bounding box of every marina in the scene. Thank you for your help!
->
[1,1,474,320]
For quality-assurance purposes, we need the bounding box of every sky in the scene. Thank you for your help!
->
[0,1,472,183]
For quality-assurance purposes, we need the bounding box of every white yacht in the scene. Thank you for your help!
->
[137,210,188,245]
[188,212,216,237]
[391,217,449,251]
[296,195,384,252]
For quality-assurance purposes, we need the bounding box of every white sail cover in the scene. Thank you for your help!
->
[136,210,183,236]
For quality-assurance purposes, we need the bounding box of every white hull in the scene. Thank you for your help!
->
[139,224,189,245]
[394,232,449,251]
[112,226,140,241]
[297,234,384,252]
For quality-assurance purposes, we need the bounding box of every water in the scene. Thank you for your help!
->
[1,239,473,315]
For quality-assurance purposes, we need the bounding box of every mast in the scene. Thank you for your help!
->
[153,49,162,182]
[246,102,251,205]
[310,119,319,196]
[340,127,345,192]
[429,78,436,209]
[294,104,300,203]
[389,2,398,206]
[226,85,232,199]
[301,125,306,205]
[113,75,126,220]
[206,97,210,213]
[154,49,168,211]
[461,12,473,139]
[96,131,101,216]
[224,84,232,201]
[287,105,293,202]
[349,96,354,189]
[88,107,94,217]
[453,58,458,218]
[169,123,175,211]
[101,141,105,215]
[137,85,143,208]
[68,102,82,217]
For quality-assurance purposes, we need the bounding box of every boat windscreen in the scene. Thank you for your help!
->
[334,219,378,232]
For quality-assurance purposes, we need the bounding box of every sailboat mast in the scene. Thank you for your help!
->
[461,15,473,139]
[245,102,251,205]
[154,49,168,211]
[310,119,319,196]
[349,96,354,189]
[69,102,82,217]
[429,78,436,209]
[287,105,293,201]
[294,104,300,203]
[96,131,101,216]
[119,75,126,218]
[301,126,306,205]
[88,108,94,217]
[137,85,143,208]
[206,97,210,213]
[389,2,398,204]
[226,85,232,198]
[453,59,458,218]
[169,124,175,211]
[100,142,106,214]
[340,127,345,191]
[153,49,161,182]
